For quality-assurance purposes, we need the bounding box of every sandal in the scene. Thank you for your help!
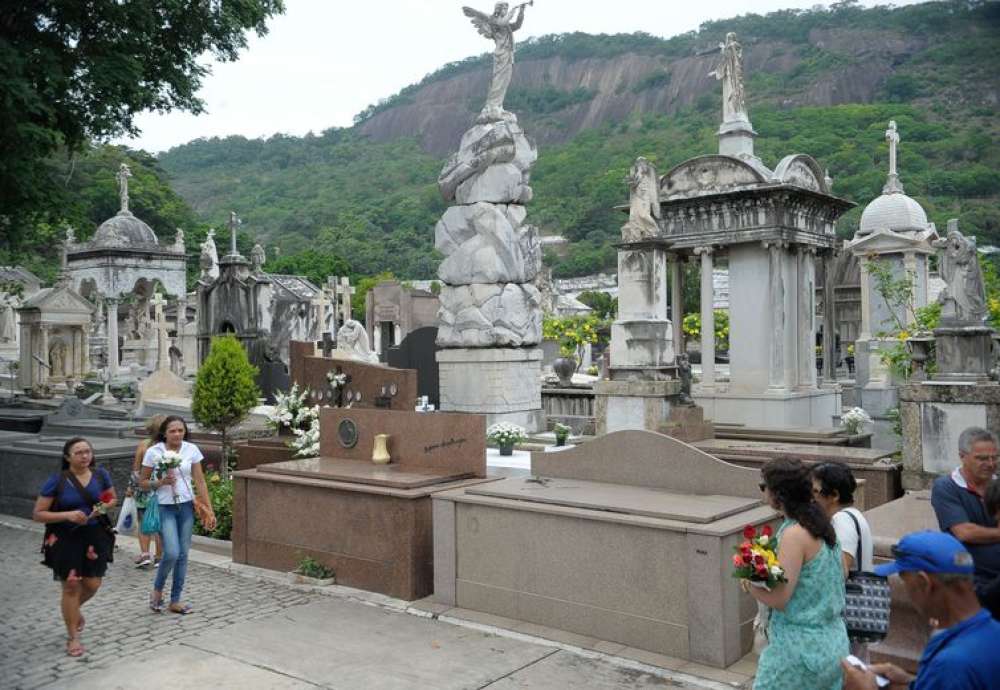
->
[66,638,85,657]
[168,603,194,615]
[149,594,164,613]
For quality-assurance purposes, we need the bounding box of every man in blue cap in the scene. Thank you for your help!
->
[841,530,1000,689]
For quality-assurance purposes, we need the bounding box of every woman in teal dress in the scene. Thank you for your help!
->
[747,459,849,690]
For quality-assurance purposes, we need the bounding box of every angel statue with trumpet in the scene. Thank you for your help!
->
[462,1,533,123]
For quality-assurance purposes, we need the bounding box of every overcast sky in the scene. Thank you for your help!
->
[118,0,924,153]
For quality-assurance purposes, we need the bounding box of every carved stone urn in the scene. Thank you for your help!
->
[552,356,576,387]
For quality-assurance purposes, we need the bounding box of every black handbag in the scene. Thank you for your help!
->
[40,471,68,568]
[842,511,890,642]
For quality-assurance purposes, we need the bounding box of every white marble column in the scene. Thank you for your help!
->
[38,325,49,385]
[106,298,119,377]
[696,246,715,389]
[797,247,817,389]
[765,241,786,391]
[822,252,838,383]
[858,257,871,341]
[670,255,684,357]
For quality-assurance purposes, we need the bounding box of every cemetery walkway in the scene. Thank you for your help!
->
[0,518,749,689]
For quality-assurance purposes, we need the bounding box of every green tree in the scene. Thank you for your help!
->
[0,1,284,243]
[577,290,617,320]
[192,335,260,478]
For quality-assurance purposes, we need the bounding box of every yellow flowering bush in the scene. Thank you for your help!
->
[682,310,730,351]
[543,314,609,366]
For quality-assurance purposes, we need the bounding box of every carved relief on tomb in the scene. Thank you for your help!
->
[659,155,766,201]
[773,154,826,194]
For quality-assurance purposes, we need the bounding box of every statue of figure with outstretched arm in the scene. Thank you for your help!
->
[463,2,532,123]
[709,32,747,124]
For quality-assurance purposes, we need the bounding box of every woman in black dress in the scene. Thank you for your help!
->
[33,437,117,657]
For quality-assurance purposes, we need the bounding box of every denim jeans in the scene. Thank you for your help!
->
[154,501,194,603]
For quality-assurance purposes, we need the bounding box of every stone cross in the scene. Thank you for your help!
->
[311,291,331,339]
[228,211,241,256]
[338,276,355,323]
[320,331,336,358]
[150,291,170,371]
[116,164,132,214]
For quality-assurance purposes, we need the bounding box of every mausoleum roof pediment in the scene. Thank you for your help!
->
[660,155,770,201]
[845,226,938,255]
[772,154,829,194]
[19,286,94,315]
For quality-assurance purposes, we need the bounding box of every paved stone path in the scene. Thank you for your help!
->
[0,523,735,689]
[1,525,314,689]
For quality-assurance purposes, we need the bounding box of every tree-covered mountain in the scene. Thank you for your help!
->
[6,1,999,283]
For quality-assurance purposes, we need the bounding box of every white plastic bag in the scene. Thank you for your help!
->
[115,495,139,535]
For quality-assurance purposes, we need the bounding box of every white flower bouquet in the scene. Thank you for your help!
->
[289,409,321,458]
[268,384,313,432]
[841,407,872,435]
[487,422,526,447]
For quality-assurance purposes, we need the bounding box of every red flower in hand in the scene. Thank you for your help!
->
[756,565,769,578]
[753,554,765,566]
[732,554,744,567]
[743,524,757,540]
[99,489,114,504]
[762,524,773,538]
[45,533,58,546]
[86,545,98,561]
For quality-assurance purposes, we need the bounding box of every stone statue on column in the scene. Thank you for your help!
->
[710,32,747,124]
[0,293,16,343]
[621,157,661,242]
[934,221,987,324]
[462,2,531,123]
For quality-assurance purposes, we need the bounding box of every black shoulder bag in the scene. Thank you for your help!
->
[842,510,890,642]
[40,471,68,568]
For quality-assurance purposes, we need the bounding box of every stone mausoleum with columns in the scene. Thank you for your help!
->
[63,163,187,377]
[607,32,854,429]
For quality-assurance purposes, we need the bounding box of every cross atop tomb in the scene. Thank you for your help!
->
[311,290,331,339]
[228,211,241,256]
[338,276,355,323]
[116,164,133,214]
[883,120,903,194]
[150,291,170,370]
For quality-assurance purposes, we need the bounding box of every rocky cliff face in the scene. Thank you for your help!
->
[358,29,929,157]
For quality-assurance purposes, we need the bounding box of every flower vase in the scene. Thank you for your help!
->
[372,433,391,465]
[552,357,576,387]
[499,442,514,456]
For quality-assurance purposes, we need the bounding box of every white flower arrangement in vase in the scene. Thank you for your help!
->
[268,384,313,433]
[289,409,321,458]
[841,407,873,435]
[487,422,526,449]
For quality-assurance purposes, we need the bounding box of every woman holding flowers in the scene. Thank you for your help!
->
[33,437,117,657]
[748,459,849,690]
[139,416,216,614]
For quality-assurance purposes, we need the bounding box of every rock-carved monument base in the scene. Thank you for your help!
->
[437,347,543,430]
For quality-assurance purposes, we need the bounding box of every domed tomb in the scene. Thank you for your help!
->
[91,211,160,249]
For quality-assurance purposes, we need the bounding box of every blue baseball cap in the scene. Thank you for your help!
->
[874,531,975,577]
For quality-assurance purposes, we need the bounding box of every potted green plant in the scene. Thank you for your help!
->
[487,422,526,456]
[553,422,571,447]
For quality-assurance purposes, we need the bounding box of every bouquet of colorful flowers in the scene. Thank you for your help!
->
[486,422,526,447]
[732,524,786,590]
